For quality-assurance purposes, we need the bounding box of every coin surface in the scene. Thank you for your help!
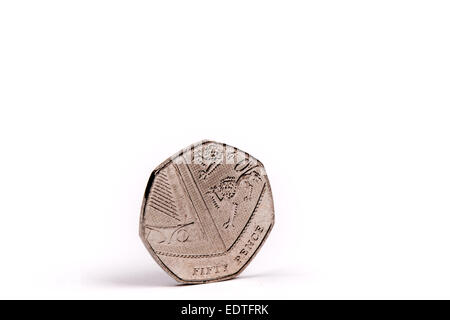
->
[139,140,275,284]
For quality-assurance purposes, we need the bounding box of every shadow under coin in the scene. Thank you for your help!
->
[238,269,308,281]
[93,267,177,288]
[90,267,303,288]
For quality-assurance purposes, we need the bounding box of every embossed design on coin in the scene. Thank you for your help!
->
[139,140,275,284]
[144,221,194,244]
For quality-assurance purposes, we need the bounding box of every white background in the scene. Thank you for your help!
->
[1,1,450,299]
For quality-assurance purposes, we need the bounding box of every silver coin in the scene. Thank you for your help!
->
[139,140,275,284]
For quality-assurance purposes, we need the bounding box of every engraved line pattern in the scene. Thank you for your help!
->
[148,172,179,221]
[152,189,175,203]
[159,171,168,178]
[158,180,172,189]
[185,163,225,247]
[171,162,226,252]
[155,183,267,258]
[154,184,173,195]
[173,164,207,236]
[148,204,181,221]
[151,194,177,210]
[149,200,177,216]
